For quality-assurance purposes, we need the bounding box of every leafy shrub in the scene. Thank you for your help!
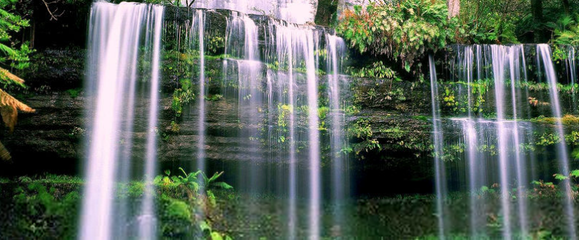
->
[155,168,233,238]
[337,0,461,73]
[458,0,525,44]
[12,183,80,239]
[346,61,400,80]
[550,14,579,45]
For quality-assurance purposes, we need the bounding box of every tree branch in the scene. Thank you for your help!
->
[41,0,65,21]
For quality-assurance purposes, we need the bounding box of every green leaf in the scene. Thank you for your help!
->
[554,173,568,181]
[199,220,211,232]
[210,232,224,240]
[480,186,489,192]
[208,171,224,184]
[212,182,233,190]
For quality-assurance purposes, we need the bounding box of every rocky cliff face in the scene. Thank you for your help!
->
[0,47,438,194]
[189,0,319,24]
[2,45,578,196]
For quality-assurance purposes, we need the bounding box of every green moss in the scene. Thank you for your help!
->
[205,94,223,101]
[65,88,82,98]
[531,115,579,125]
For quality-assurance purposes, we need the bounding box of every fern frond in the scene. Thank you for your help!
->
[0,43,18,58]
[0,66,25,86]
[0,140,11,161]
[0,88,35,132]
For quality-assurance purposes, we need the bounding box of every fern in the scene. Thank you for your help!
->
[0,4,35,162]
[551,14,579,45]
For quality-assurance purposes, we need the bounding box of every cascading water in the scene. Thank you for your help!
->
[219,13,351,238]
[432,44,578,239]
[81,2,163,240]
[326,33,348,232]
[429,55,447,239]
[567,46,577,112]
[537,44,576,239]
[82,2,351,238]
[304,29,321,240]
[190,9,207,185]
[139,5,164,240]
[272,21,300,238]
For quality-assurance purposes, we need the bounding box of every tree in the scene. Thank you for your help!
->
[0,1,36,161]
[562,0,570,14]
[447,0,459,18]
[531,0,543,42]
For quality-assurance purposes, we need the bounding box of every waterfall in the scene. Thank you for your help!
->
[273,20,300,239]
[429,55,447,239]
[305,29,320,240]
[537,44,576,239]
[567,46,577,112]
[432,44,578,239]
[139,5,164,240]
[192,9,207,179]
[220,13,350,237]
[326,33,348,232]
[81,2,164,240]
[490,46,513,239]
[82,3,349,238]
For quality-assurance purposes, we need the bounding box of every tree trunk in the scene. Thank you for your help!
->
[310,0,319,23]
[562,0,570,14]
[531,0,543,42]
[30,19,35,49]
[447,0,460,18]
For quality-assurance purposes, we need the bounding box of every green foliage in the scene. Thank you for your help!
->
[159,195,193,236]
[170,120,180,133]
[318,106,329,130]
[156,168,233,207]
[0,2,32,72]
[207,36,224,55]
[155,168,232,238]
[275,104,292,143]
[337,0,459,73]
[349,118,372,139]
[12,183,80,239]
[65,88,81,98]
[531,114,579,125]
[573,148,579,160]
[346,61,400,80]
[551,45,568,63]
[458,0,524,44]
[2,173,233,239]
[348,118,380,156]
[550,14,579,45]
[531,180,558,198]
[171,78,195,117]
[554,173,568,181]
[442,86,458,112]
[205,94,223,101]
[438,79,489,114]
[266,60,326,75]
[480,185,495,194]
